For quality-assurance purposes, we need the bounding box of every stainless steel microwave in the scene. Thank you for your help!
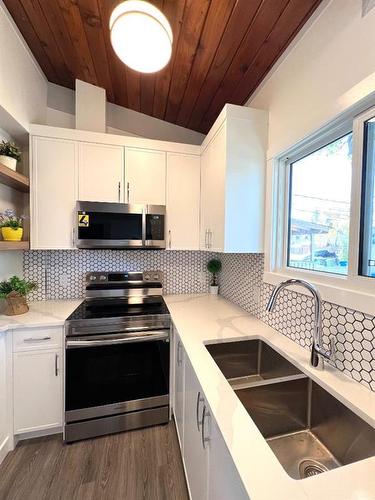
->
[75,201,165,249]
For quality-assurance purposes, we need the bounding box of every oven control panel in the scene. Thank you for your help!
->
[85,271,164,284]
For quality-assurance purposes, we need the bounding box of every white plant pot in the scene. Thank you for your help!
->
[210,285,219,295]
[0,155,17,171]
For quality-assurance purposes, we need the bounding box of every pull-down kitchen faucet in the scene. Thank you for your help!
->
[266,279,334,368]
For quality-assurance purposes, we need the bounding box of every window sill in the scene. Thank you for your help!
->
[264,270,375,316]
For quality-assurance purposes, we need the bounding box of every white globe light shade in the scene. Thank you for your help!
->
[110,1,173,73]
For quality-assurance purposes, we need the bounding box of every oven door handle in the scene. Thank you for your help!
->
[66,330,169,348]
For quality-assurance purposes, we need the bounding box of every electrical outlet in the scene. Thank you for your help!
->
[59,274,69,288]
[253,285,261,304]
[197,271,207,286]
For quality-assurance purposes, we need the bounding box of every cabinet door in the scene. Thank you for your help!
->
[183,357,208,500]
[206,126,226,252]
[208,415,249,500]
[78,143,124,202]
[167,153,200,250]
[200,145,211,251]
[13,349,62,434]
[31,137,77,249]
[200,128,226,252]
[0,331,10,461]
[173,331,185,450]
[125,148,166,205]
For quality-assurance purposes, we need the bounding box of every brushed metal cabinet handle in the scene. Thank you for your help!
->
[127,182,130,202]
[118,181,121,202]
[201,405,210,449]
[168,230,172,249]
[196,391,204,431]
[55,353,59,377]
[23,336,51,342]
[177,340,182,366]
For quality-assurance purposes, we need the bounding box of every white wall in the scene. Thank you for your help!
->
[0,1,47,132]
[46,82,205,145]
[249,0,375,158]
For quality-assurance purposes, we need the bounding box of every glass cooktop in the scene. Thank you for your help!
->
[66,297,169,321]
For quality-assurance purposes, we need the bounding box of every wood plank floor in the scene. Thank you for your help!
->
[0,422,189,500]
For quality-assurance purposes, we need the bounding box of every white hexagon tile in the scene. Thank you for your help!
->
[218,253,375,392]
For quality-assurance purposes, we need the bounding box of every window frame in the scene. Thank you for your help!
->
[264,105,375,316]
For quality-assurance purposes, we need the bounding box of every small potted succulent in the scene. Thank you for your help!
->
[207,258,222,295]
[0,209,27,242]
[0,140,21,171]
[0,276,36,315]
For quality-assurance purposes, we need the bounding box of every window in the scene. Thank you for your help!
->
[287,133,352,276]
[359,116,375,278]
[266,102,375,313]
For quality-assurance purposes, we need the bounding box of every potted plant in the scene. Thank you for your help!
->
[0,209,27,241]
[0,276,36,315]
[207,258,222,295]
[0,140,21,171]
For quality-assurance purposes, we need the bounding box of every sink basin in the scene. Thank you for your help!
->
[206,339,303,390]
[207,339,375,479]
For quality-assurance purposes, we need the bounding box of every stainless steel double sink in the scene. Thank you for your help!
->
[206,339,375,480]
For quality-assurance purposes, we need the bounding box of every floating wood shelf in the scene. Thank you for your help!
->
[0,241,30,250]
[0,162,30,193]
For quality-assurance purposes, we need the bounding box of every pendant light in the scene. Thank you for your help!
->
[110,0,173,73]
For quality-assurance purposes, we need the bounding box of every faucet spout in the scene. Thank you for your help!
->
[265,279,333,368]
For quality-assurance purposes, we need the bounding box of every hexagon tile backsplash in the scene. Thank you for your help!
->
[23,250,375,391]
[218,253,375,392]
[23,250,216,301]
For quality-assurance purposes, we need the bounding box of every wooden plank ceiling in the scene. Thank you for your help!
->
[4,0,322,134]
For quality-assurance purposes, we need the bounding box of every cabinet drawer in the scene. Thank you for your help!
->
[13,327,63,352]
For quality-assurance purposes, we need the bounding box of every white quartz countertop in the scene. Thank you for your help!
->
[0,299,82,332]
[164,294,375,500]
[0,294,374,499]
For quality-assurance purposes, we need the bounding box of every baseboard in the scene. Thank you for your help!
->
[15,426,62,445]
[0,435,11,465]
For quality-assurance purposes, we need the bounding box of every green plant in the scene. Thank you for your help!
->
[0,209,27,229]
[0,276,36,298]
[0,140,21,162]
[207,258,222,286]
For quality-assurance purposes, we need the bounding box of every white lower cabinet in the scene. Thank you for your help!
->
[183,356,209,500]
[208,417,249,500]
[174,330,185,450]
[174,330,249,500]
[13,327,63,435]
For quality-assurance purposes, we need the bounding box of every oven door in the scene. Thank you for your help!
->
[76,201,144,248]
[65,330,170,423]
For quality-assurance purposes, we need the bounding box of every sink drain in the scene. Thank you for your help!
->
[299,459,329,478]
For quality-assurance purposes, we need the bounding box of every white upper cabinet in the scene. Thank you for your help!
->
[200,125,226,251]
[31,136,77,249]
[200,105,268,253]
[166,153,200,250]
[125,147,166,205]
[78,143,124,202]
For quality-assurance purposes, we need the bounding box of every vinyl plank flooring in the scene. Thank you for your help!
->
[0,422,189,500]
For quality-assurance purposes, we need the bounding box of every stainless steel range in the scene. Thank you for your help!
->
[64,271,170,443]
